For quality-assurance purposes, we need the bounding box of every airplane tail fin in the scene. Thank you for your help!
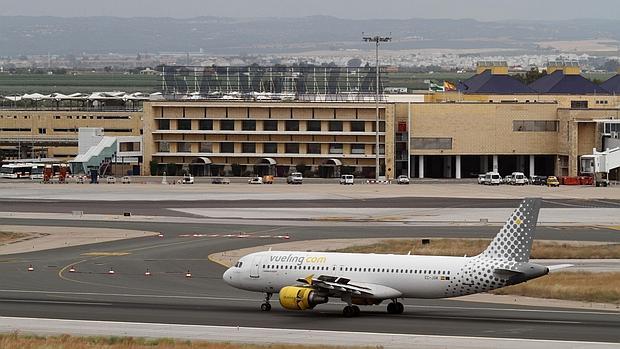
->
[479,198,542,262]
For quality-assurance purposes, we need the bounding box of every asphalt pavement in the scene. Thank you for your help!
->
[0,219,619,343]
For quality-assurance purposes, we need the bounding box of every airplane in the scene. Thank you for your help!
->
[223,198,571,317]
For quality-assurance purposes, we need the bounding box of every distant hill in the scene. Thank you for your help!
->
[0,16,619,55]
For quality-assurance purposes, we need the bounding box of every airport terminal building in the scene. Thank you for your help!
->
[1,63,619,179]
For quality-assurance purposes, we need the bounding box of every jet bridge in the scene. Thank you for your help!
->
[580,147,620,186]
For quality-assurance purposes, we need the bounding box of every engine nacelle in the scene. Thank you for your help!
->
[278,286,328,310]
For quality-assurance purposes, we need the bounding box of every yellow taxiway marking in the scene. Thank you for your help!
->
[80,252,130,256]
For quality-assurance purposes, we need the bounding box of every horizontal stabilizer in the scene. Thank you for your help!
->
[494,268,524,277]
[547,264,573,271]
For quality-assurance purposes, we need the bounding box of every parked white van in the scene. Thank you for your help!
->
[511,172,527,185]
[339,174,354,185]
[484,172,502,185]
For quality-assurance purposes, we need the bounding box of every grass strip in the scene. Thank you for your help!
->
[333,239,620,259]
[0,232,28,244]
[491,272,620,304]
[0,333,376,349]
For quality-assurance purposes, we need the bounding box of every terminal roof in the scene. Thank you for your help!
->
[600,74,620,94]
[457,70,535,94]
[529,70,609,94]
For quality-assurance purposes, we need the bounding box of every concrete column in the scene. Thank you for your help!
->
[443,156,452,178]
[480,155,488,173]
[492,155,499,173]
[529,155,535,177]
[455,155,462,179]
[418,155,425,179]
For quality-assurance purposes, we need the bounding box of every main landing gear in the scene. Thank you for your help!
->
[341,294,360,317]
[387,300,404,314]
[342,305,360,317]
[261,293,272,311]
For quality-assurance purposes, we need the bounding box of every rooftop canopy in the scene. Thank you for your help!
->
[529,70,609,95]
[457,69,535,94]
[600,74,620,94]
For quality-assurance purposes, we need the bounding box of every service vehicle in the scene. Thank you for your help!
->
[262,175,274,184]
[181,174,194,184]
[511,172,527,185]
[106,176,116,184]
[0,163,33,179]
[30,164,45,180]
[546,176,560,187]
[477,174,487,184]
[248,176,263,184]
[484,172,501,185]
[121,176,131,184]
[287,172,303,184]
[396,175,410,185]
[339,174,354,185]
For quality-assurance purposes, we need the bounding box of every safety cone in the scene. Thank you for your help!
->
[185,270,192,278]
[69,266,76,273]
[145,269,152,276]
[27,264,34,272]
[108,268,115,275]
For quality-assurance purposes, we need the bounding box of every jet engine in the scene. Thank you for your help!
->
[278,286,328,310]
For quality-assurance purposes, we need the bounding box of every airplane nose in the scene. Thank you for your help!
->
[223,268,234,285]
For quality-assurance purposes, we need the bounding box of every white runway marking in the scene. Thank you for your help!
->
[0,316,618,349]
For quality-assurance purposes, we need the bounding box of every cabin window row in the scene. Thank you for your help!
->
[262,264,450,275]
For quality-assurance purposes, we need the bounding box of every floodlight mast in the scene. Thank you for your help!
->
[363,34,391,180]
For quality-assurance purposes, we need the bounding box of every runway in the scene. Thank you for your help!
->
[2,197,620,217]
[1,219,619,344]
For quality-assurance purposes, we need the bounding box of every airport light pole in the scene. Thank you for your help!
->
[363,34,391,180]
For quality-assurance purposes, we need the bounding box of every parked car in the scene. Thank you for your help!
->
[287,172,303,184]
[211,177,230,184]
[106,176,116,184]
[547,176,560,187]
[530,175,547,186]
[396,175,410,185]
[248,176,263,184]
[484,172,501,185]
[477,174,487,185]
[262,175,274,184]
[339,174,354,185]
[182,174,194,184]
[511,172,527,185]
[121,176,131,184]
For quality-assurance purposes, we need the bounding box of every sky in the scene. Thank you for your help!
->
[0,0,617,20]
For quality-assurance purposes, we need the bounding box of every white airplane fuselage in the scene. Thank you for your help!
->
[223,198,555,315]
[224,251,548,299]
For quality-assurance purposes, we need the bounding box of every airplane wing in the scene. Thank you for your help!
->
[296,274,402,299]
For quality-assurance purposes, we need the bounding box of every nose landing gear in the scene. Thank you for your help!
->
[261,292,273,311]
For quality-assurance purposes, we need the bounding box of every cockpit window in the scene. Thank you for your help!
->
[234,262,243,268]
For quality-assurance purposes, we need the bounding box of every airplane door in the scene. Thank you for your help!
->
[249,255,262,278]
